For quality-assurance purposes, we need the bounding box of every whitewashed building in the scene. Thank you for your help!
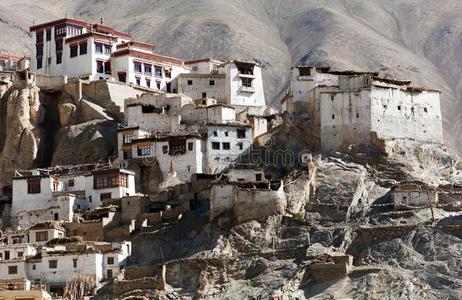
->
[281,67,444,151]
[120,123,253,182]
[11,165,136,226]
[177,58,266,110]
[0,52,29,81]
[29,18,190,89]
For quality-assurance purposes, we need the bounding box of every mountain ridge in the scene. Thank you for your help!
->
[1,0,461,150]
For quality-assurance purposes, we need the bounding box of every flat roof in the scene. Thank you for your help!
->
[30,18,88,32]
[113,49,185,66]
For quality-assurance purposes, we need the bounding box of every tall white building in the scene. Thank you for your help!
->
[29,18,190,91]
[281,66,443,151]
[177,58,266,109]
[11,165,136,226]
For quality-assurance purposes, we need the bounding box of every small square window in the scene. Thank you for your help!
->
[107,257,114,265]
[255,174,262,181]
[237,142,243,150]
[162,145,168,154]
[237,129,246,139]
[202,92,207,98]
[8,266,17,274]
[213,131,218,137]
[209,80,215,86]
[49,260,58,269]
[224,131,229,137]
[212,142,220,150]
[187,80,193,85]
[222,142,230,150]
[188,142,194,151]
[70,45,78,58]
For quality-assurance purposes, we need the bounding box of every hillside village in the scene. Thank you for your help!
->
[0,17,460,300]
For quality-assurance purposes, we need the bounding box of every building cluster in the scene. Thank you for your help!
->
[0,221,130,297]
[0,16,450,298]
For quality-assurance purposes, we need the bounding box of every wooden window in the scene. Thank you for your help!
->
[237,129,246,139]
[107,269,113,279]
[222,142,230,150]
[202,92,207,98]
[104,61,111,75]
[137,146,151,156]
[144,64,152,75]
[242,78,253,88]
[298,67,311,76]
[95,43,103,53]
[36,31,44,43]
[237,64,254,75]
[118,72,127,83]
[187,80,193,85]
[70,44,78,58]
[56,52,62,64]
[154,66,162,77]
[96,60,104,73]
[46,29,52,41]
[255,174,262,181]
[123,134,133,144]
[37,56,43,69]
[27,179,41,194]
[17,252,23,258]
[55,39,63,51]
[80,42,87,55]
[48,260,58,269]
[104,45,112,54]
[35,231,48,242]
[134,62,142,73]
[212,142,220,150]
[101,193,112,200]
[36,44,44,56]
[8,266,17,274]
[107,257,114,265]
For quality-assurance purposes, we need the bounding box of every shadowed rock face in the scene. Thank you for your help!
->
[1,1,462,149]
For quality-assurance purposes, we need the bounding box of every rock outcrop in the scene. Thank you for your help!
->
[0,81,41,191]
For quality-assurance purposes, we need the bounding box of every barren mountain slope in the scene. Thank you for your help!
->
[1,0,462,149]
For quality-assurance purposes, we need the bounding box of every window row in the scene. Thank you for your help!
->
[212,129,247,138]
[211,142,244,150]
[136,142,195,157]
[96,60,111,75]
[133,62,171,78]
[94,174,129,189]
[187,79,215,86]
[70,42,88,58]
